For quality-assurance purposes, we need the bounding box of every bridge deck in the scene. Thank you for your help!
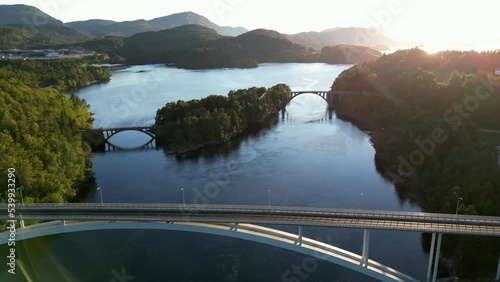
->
[2,204,499,236]
[80,126,154,132]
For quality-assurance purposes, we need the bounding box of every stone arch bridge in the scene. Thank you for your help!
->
[80,126,157,152]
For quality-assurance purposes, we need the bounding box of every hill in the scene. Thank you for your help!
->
[0,4,94,49]
[287,27,396,50]
[120,24,225,65]
[0,4,62,26]
[67,11,248,37]
[319,44,381,64]
[220,26,248,37]
[0,24,94,49]
[332,49,500,278]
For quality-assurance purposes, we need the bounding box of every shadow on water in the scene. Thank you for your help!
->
[373,155,426,208]
[166,112,283,162]
[166,109,336,163]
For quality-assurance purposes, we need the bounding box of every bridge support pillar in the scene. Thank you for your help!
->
[327,92,335,110]
[496,256,500,281]
[431,233,442,282]
[426,233,437,282]
[361,229,370,267]
[298,226,303,246]
[20,220,25,229]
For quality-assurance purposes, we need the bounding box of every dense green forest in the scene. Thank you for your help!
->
[0,23,94,50]
[83,25,380,68]
[0,58,110,91]
[0,59,108,229]
[332,49,500,278]
[319,44,382,64]
[155,84,289,152]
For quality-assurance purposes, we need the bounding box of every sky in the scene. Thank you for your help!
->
[1,0,499,48]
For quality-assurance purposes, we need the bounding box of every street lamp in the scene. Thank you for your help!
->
[181,188,186,207]
[97,187,103,206]
[17,186,24,206]
[268,189,271,208]
[17,186,25,228]
[455,196,463,215]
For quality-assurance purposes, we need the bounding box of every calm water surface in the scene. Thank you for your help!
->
[1,64,429,281]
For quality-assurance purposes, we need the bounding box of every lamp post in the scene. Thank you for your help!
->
[97,187,103,206]
[268,189,271,208]
[359,192,364,211]
[17,186,24,206]
[455,196,463,215]
[17,186,25,228]
[181,188,186,207]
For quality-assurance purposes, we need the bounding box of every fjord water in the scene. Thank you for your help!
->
[2,64,428,281]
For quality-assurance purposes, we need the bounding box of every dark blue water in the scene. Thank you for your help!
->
[0,64,430,281]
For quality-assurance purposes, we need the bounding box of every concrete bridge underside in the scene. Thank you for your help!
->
[1,220,418,282]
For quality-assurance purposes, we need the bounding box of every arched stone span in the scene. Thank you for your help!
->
[104,127,156,140]
[281,91,335,109]
[80,126,157,152]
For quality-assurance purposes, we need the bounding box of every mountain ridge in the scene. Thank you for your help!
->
[287,27,397,50]
[66,11,248,37]
[0,4,63,26]
[0,4,397,51]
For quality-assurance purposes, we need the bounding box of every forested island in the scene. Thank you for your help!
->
[332,49,500,278]
[0,59,110,230]
[155,84,289,152]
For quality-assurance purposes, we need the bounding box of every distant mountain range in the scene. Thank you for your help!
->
[287,28,396,51]
[0,4,248,49]
[0,4,397,51]
[66,12,248,37]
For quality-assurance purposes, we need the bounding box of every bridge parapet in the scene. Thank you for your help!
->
[2,205,500,281]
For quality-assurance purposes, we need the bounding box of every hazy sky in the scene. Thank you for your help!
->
[1,0,498,46]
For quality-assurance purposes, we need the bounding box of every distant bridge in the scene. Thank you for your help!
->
[1,204,500,281]
[278,90,363,110]
[286,91,334,107]
[79,91,364,152]
[80,126,156,152]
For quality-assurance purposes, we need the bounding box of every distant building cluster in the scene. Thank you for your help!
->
[0,46,96,59]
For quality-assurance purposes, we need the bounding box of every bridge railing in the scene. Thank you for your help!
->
[6,203,500,225]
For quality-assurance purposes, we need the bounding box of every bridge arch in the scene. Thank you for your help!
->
[81,126,157,152]
[2,221,418,282]
[105,127,155,140]
[282,91,333,108]
[105,128,156,151]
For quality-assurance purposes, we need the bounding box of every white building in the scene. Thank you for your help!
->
[496,68,500,75]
